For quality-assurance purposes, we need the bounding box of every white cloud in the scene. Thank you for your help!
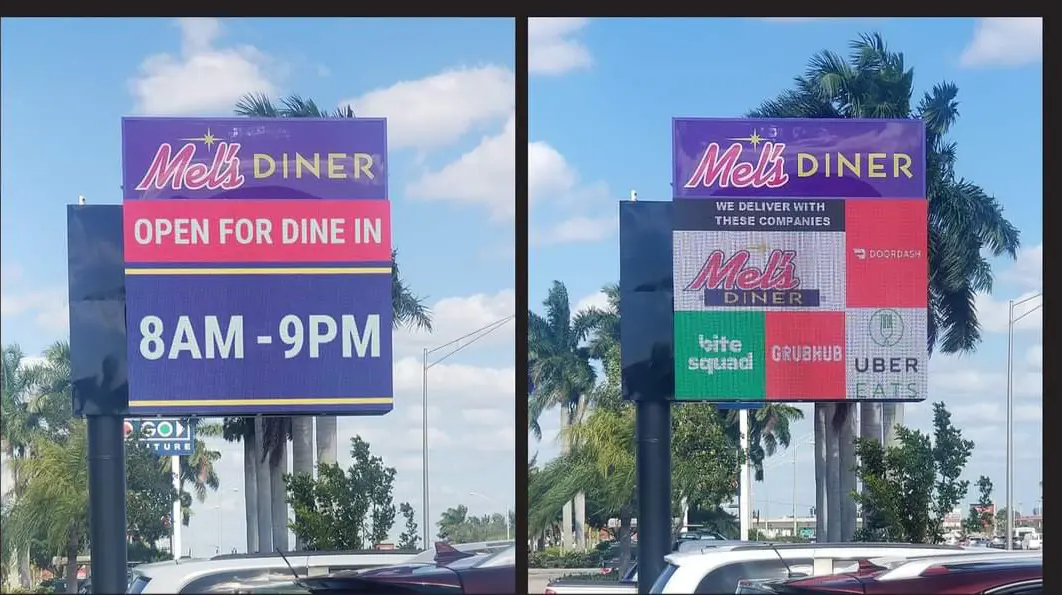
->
[533,215,618,247]
[462,408,511,427]
[961,18,1042,67]
[529,141,578,207]
[529,139,617,246]
[406,114,514,220]
[0,263,69,335]
[394,357,513,406]
[971,244,1042,334]
[529,18,592,76]
[529,139,613,208]
[1003,243,1042,289]
[1026,344,1041,370]
[129,18,279,115]
[574,290,610,314]
[975,290,1042,334]
[930,363,1041,402]
[950,402,1007,426]
[395,290,514,357]
[341,66,513,150]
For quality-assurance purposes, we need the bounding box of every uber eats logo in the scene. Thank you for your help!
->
[852,309,922,400]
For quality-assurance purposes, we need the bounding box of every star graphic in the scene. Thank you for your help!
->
[728,129,765,149]
[180,128,219,151]
[744,242,770,255]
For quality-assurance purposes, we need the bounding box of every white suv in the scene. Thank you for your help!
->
[648,543,978,594]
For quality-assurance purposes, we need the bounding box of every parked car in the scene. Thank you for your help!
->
[126,550,414,594]
[648,542,978,594]
[544,540,762,594]
[1021,532,1042,550]
[748,550,1041,594]
[286,543,516,594]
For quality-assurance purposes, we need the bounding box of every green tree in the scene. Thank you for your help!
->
[4,422,90,594]
[1,343,44,589]
[397,502,420,551]
[852,402,974,543]
[437,505,510,543]
[963,475,994,536]
[931,403,975,537]
[284,436,398,550]
[995,507,1009,534]
[529,400,739,576]
[1,340,75,589]
[126,442,180,548]
[528,281,599,550]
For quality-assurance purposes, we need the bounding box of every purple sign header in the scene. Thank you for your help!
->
[122,117,388,200]
[673,118,925,199]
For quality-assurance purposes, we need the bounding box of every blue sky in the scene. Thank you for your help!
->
[1,17,515,555]
[529,18,1042,519]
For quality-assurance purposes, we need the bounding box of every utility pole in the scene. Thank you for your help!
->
[422,315,514,549]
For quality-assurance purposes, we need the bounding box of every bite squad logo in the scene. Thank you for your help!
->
[684,246,820,307]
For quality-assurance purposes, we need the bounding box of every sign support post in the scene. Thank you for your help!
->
[636,399,671,594]
[87,415,128,594]
[739,409,750,541]
[172,455,182,559]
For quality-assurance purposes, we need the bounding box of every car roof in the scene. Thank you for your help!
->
[665,543,970,567]
[132,551,416,591]
[675,540,772,553]
[876,551,1042,582]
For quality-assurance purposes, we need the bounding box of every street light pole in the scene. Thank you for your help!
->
[422,315,515,550]
[1006,292,1041,550]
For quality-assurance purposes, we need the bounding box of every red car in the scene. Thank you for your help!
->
[744,551,1041,595]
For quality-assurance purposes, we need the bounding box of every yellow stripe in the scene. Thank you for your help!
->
[130,397,393,407]
[125,267,392,275]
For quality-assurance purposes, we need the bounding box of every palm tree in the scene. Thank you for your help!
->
[750,32,1021,541]
[4,421,90,594]
[719,404,805,481]
[1,344,44,589]
[528,281,599,551]
[225,92,434,551]
[529,407,634,572]
[157,423,222,528]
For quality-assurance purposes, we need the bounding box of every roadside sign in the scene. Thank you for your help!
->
[670,118,927,403]
[120,117,394,416]
[124,417,196,456]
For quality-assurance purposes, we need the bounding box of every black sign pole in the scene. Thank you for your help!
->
[87,415,129,593]
[636,399,672,594]
[68,204,130,594]
[619,200,677,593]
